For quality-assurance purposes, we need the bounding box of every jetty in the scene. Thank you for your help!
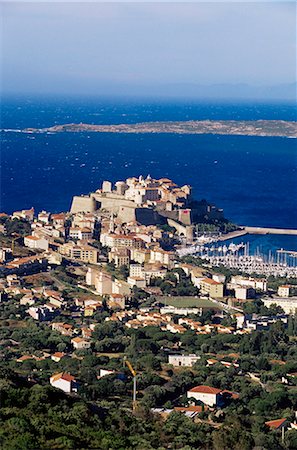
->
[244,226,297,236]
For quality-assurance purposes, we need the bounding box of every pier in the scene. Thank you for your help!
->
[215,226,297,243]
[244,226,297,236]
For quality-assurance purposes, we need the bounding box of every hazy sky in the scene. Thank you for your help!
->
[1,1,296,97]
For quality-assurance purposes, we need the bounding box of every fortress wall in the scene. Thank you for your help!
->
[118,206,137,223]
[70,196,97,214]
[168,219,194,243]
[91,193,136,214]
[159,210,179,221]
[135,208,166,226]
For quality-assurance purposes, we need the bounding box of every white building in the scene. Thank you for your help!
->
[71,337,91,350]
[187,385,222,406]
[98,368,115,378]
[69,227,93,241]
[212,273,226,284]
[230,276,267,291]
[50,372,77,393]
[129,264,144,278]
[24,235,49,251]
[37,211,50,224]
[168,354,201,367]
[278,285,291,298]
[235,286,255,300]
[127,276,146,289]
[262,297,297,315]
[160,306,201,316]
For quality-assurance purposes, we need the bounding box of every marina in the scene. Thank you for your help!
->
[177,236,297,277]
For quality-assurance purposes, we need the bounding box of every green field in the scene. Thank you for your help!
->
[156,296,224,310]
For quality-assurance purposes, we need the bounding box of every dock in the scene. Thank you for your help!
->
[244,226,297,236]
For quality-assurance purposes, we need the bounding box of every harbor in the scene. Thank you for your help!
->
[177,229,297,277]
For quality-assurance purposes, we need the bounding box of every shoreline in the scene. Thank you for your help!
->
[1,119,297,138]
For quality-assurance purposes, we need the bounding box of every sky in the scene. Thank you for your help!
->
[1,1,296,99]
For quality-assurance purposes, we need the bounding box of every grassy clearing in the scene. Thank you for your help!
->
[156,296,224,309]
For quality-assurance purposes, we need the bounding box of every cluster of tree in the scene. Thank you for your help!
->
[151,269,198,296]
[0,216,31,237]
[1,367,296,449]
[243,299,285,316]
[105,262,129,280]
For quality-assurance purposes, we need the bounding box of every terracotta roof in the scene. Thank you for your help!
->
[201,278,221,285]
[188,385,221,395]
[17,355,33,362]
[52,352,65,358]
[51,372,75,383]
[71,337,88,343]
[265,418,287,429]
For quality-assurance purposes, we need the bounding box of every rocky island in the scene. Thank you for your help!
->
[5,119,297,137]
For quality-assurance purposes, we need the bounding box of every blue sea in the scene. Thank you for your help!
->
[1,96,297,252]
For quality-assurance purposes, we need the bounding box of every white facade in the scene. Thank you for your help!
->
[278,286,290,298]
[262,297,297,315]
[212,274,226,284]
[130,264,144,278]
[230,276,267,291]
[50,373,77,393]
[235,286,255,300]
[24,235,49,251]
[71,338,91,349]
[127,276,146,288]
[168,354,200,367]
[187,386,221,406]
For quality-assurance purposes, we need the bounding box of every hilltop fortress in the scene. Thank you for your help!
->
[70,175,224,240]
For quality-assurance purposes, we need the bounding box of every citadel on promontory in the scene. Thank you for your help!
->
[71,175,224,242]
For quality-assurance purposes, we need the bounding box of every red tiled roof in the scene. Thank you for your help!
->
[51,372,75,383]
[188,385,221,395]
[202,278,221,285]
[265,418,287,429]
[52,352,65,358]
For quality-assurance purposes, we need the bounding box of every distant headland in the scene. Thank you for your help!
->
[3,119,297,138]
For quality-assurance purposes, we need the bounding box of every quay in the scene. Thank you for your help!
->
[244,226,297,236]
[219,226,297,242]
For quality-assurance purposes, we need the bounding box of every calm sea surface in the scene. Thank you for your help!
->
[1,97,296,251]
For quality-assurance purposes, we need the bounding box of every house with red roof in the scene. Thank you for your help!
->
[50,372,78,393]
[187,385,222,407]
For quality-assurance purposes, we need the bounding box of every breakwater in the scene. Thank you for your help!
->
[244,226,297,236]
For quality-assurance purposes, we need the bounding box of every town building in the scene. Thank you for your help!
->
[168,354,200,367]
[28,305,56,321]
[69,227,93,241]
[234,286,255,300]
[50,372,78,393]
[71,337,91,350]
[277,285,291,297]
[58,242,99,264]
[200,278,224,298]
[187,385,222,407]
[262,297,297,315]
[230,276,267,291]
[108,247,130,267]
[51,352,66,362]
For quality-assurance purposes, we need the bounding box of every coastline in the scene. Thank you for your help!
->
[2,119,297,138]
